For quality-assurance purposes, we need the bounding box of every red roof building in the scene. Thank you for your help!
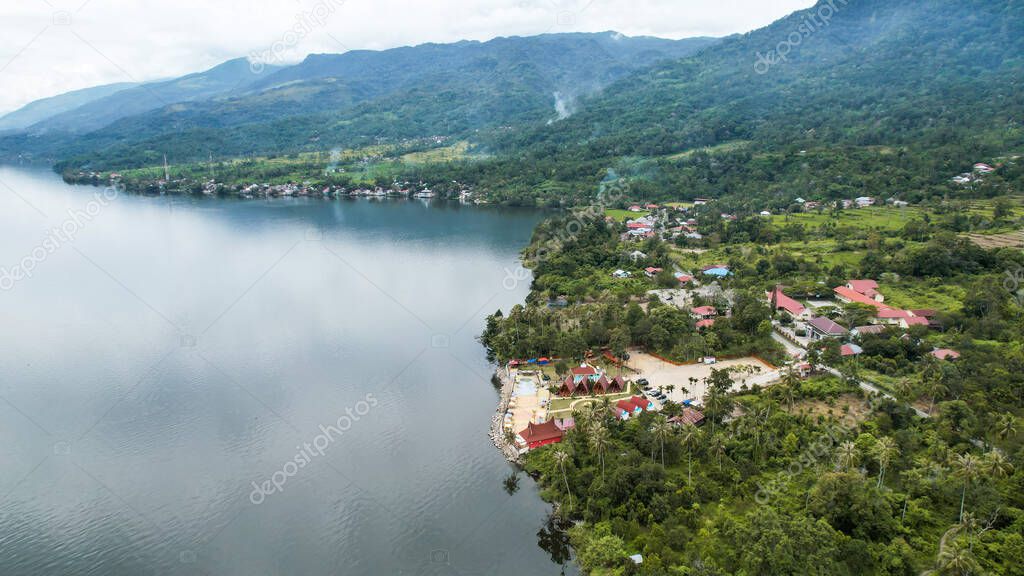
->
[932,349,961,361]
[768,285,806,317]
[696,319,715,330]
[847,280,882,300]
[616,399,641,418]
[691,306,718,319]
[834,286,890,309]
[901,317,930,328]
[518,420,564,450]
[630,396,654,412]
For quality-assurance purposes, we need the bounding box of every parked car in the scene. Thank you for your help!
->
[637,378,649,386]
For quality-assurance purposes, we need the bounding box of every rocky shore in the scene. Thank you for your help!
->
[488,367,521,464]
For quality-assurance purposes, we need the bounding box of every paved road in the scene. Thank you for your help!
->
[821,366,931,418]
[771,326,932,419]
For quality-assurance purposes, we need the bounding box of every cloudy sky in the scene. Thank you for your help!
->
[0,0,814,115]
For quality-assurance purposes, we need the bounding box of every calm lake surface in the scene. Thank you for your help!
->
[0,166,576,575]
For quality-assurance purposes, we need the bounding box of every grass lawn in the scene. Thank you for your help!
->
[605,209,648,222]
[547,386,635,415]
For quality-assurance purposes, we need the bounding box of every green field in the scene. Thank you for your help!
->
[605,209,649,222]
[769,205,925,231]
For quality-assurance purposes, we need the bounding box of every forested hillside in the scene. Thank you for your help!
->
[0,33,716,170]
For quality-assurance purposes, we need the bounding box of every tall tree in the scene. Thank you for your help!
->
[951,453,981,524]
[873,436,899,489]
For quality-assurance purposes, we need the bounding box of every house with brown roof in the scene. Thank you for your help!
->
[557,374,588,397]
[807,316,849,341]
[668,407,705,426]
[592,375,626,395]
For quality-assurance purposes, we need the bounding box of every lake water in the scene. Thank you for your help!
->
[0,166,575,575]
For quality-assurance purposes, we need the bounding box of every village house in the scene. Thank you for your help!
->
[834,285,888,309]
[841,343,864,357]
[616,399,643,419]
[690,306,718,320]
[645,267,664,278]
[768,285,807,319]
[696,319,715,330]
[852,324,887,337]
[517,420,563,451]
[807,316,849,340]
[974,163,995,174]
[631,396,654,412]
[668,407,705,427]
[845,279,884,302]
[592,375,626,395]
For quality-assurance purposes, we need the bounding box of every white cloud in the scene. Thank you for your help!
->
[0,0,814,115]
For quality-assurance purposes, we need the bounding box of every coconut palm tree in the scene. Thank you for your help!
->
[836,441,859,471]
[709,432,727,470]
[873,437,899,489]
[952,453,981,523]
[935,537,980,576]
[994,413,1017,442]
[983,450,1012,479]
[651,415,672,467]
[553,449,572,510]
[679,426,703,484]
[588,423,609,480]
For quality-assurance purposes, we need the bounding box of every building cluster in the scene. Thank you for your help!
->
[769,280,957,360]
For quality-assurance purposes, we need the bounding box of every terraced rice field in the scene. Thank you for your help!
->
[964,230,1024,249]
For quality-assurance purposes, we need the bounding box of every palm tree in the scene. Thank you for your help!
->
[983,450,1012,479]
[679,426,703,484]
[994,413,1018,442]
[951,453,981,523]
[709,432,727,470]
[925,378,948,416]
[588,423,609,480]
[651,416,672,467]
[873,437,899,489]
[935,538,980,576]
[836,441,859,471]
[895,378,917,404]
[553,449,572,510]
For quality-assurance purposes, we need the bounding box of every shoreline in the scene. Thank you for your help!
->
[488,366,522,464]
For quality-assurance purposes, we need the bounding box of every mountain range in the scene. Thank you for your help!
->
[1,0,1021,207]
[0,32,717,169]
